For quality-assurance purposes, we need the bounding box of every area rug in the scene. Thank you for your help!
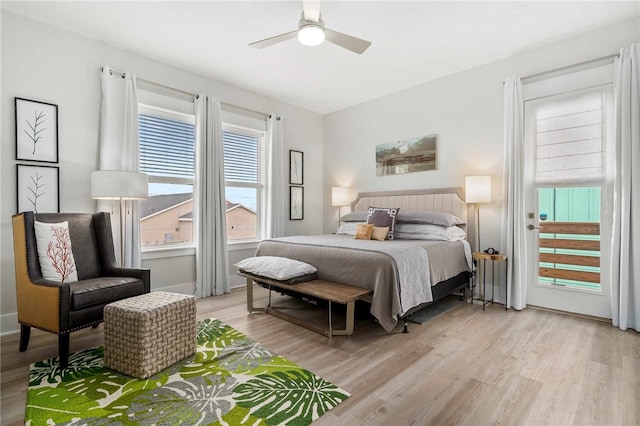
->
[407,297,459,324]
[25,318,349,425]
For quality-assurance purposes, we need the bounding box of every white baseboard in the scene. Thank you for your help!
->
[1,312,19,337]
[0,281,197,337]
[153,281,197,295]
[229,274,245,289]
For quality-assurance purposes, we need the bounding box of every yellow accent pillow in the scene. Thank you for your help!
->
[354,223,374,240]
[371,226,390,241]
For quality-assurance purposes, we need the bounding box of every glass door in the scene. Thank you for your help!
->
[523,88,611,318]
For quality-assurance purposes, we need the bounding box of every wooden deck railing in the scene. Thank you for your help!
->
[538,221,600,284]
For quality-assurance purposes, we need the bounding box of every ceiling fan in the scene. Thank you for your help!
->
[249,0,371,54]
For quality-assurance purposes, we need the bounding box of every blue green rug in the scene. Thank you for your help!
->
[26,318,349,425]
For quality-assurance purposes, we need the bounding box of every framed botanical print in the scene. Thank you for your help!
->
[289,150,303,185]
[17,164,60,213]
[290,186,304,220]
[15,97,59,163]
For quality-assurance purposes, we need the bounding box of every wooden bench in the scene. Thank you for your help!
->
[238,271,373,344]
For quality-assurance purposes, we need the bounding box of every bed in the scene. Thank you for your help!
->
[255,187,473,332]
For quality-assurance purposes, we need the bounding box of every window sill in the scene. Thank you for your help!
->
[141,240,260,259]
[228,240,261,252]
[142,245,196,260]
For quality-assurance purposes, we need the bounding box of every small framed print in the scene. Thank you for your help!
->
[15,97,59,163]
[289,150,303,185]
[290,186,304,220]
[17,164,60,213]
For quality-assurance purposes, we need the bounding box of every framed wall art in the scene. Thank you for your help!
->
[290,186,304,220]
[289,150,303,185]
[17,164,60,213]
[375,134,437,176]
[15,97,59,163]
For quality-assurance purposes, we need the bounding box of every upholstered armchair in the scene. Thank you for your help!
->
[12,212,150,368]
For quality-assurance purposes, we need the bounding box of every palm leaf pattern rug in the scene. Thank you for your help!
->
[26,318,349,425]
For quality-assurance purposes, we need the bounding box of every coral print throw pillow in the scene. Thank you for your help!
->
[34,221,78,283]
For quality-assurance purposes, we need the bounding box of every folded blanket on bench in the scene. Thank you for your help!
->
[235,256,318,285]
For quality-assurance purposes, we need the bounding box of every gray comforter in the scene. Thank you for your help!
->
[256,235,472,332]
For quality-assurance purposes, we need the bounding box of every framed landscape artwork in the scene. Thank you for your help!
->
[15,97,59,163]
[375,134,437,176]
[290,186,304,220]
[289,150,303,185]
[17,164,60,213]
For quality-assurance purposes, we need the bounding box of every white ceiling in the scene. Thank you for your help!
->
[3,1,638,114]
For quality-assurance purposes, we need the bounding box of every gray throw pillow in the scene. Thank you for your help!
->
[366,207,400,240]
[396,211,465,227]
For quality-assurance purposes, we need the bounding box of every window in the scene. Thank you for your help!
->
[138,105,195,249]
[138,103,265,247]
[223,125,265,241]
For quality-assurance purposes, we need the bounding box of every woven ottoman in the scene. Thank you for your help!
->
[103,291,197,379]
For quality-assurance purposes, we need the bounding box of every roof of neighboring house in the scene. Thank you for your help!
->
[140,193,192,219]
[140,194,253,220]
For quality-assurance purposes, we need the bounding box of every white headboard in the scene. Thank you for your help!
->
[351,187,467,226]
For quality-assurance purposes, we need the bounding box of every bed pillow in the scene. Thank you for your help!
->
[366,207,399,240]
[396,211,465,227]
[34,220,78,283]
[395,223,467,241]
[341,211,368,222]
[371,226,389,241]
[354,223,374,240]
[235,256,317,280]
[336,222,365,235]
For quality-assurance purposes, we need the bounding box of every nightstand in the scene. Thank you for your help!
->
[472,252,508,311]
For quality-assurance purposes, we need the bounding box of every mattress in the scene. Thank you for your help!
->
[256,234,471,331]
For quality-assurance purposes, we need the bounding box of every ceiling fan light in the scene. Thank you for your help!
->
[298,24,325,46]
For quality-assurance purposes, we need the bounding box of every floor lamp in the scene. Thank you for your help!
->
[331,186,350,227]
[91,170,149,266]
[465,175,492,253]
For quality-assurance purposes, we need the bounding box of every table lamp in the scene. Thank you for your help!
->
[331,187,350,227]
[465,175,492,253]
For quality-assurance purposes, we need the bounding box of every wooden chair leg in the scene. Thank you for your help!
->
[19,324,31,352]
[58,334,70,369]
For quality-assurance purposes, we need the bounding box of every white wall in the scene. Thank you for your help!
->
[0,11,324,334]
[323,18,640,303]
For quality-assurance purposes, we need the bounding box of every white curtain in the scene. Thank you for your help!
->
[194,94,229,297]
[501,76,528,310]
[610,43,640,331]
[98,66,142,268]
[264,114,286,238]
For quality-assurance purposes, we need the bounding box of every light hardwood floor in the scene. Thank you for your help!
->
[2,285,639,425]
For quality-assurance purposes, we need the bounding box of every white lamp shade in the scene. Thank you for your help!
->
[91,170,149,200]
[331,187,350,207]
[465,175,492,203]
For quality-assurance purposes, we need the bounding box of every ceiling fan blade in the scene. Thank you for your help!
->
[324,28,371,54]
[303,0,322,22]
[249,30,298,49]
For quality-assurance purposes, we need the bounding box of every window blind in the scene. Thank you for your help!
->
[535,91,605,184]
[223,130,260,183]
[139,113,195,178]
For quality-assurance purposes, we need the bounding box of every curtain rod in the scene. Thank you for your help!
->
[518,53,619,83]
[100,67,269,118]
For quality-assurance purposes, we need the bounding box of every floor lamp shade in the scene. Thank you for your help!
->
[91,171,149,200]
